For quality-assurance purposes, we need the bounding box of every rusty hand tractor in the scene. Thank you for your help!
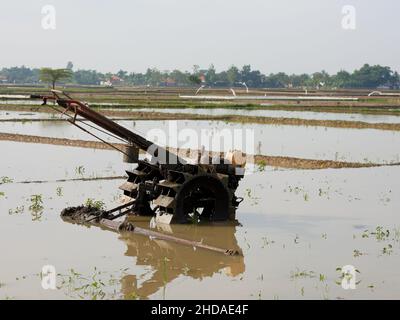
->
[30,91,246,228]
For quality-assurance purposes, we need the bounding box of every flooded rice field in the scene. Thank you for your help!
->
[122,107,400,124]
[4,101,400,124]
[1,106,400,300]
[1,119,400,164]
[1,141,400,299]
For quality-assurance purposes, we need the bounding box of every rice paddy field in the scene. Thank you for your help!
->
[1,86,400,300]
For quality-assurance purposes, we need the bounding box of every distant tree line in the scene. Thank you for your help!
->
[1,63,399,89]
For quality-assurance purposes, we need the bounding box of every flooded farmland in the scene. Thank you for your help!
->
[1,98,400,300]
[120,107,400,124]
[1,140,400,299]
[1,118,400,163]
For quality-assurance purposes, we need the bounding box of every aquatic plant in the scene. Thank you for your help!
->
[85,198,105,210]
[8,206,24,215]
[29,195,44,212]
[0,176,13,185]
[362,226,390,241]
[256,160,267,172]
[290,268,316,280]
[57,267,130,300]
[382,244,393,255]
[56,187,63,197]
[28,195,44,221]
[353,249,365,257]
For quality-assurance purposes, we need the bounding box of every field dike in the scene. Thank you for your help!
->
[1,132,398,170]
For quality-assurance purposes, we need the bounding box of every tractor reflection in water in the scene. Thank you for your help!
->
[118,219,244,299]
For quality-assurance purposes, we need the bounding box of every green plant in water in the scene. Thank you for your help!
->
[8,206,24,215]
[362,226,390,241]
[56,187,63,197]
[290,268,316,280]
[29,195,44,221]
[0,176,13,185]
[29,194,44,215]
[85,198,105,210]
[58,268,106,300]
[382,244,393,255]
[256,160,267,172]
[353,249,365,257]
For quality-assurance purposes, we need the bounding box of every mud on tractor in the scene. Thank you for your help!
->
[30,91,246,226]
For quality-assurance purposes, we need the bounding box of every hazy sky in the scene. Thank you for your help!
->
[1,0,399,74]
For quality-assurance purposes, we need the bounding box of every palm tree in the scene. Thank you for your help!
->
[39,68,73,89]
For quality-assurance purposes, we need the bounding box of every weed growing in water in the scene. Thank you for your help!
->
[57,267,129,300]
[382,244,393,255]
[8,206,24,215]
[290,268,316,280]
[29,195,44,212]
[0,177,13,185]
[56,187,63,197]
[29,195,44,220]
[362,226,391,241]
[353,249,365,257]
[85,198,105,210]
[256,160,267,172]
[244,188,260,206]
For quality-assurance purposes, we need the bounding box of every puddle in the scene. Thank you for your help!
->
[1,120,400,163]
[1,142,400,299]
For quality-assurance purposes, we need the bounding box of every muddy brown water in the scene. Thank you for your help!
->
[1,142,400,299]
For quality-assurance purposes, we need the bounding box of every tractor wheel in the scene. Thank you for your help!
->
[173,174,230,223]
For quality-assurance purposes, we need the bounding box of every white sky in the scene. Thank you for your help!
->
[0,0,399,74]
